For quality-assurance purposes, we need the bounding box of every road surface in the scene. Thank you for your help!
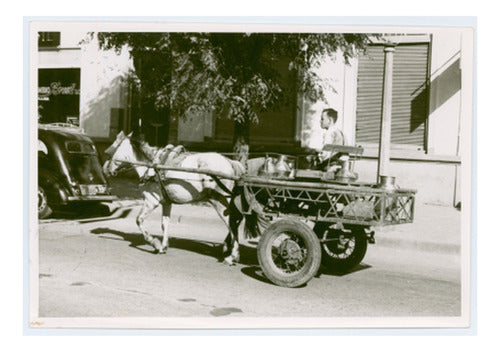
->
[34,203,462,325]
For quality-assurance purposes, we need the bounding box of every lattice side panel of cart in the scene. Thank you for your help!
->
[241,177,416,226]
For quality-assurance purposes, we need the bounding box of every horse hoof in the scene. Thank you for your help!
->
[151,239,163,252]
[223,257,236,266]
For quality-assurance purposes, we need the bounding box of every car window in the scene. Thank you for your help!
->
[65,141,96,154]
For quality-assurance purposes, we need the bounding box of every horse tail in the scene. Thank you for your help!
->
[243,210,270,240]
[231,190,269,240]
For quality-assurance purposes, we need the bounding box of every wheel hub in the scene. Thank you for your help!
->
[278,238,304,266]
[336,235,349,250]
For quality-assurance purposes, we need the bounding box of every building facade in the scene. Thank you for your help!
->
[37,29,471,206]
[37,30,134,145]
[176,31,469,206]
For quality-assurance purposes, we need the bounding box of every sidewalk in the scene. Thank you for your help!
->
[374,203,462,254]
[107,177,463,255]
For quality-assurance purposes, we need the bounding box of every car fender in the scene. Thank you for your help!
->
[38,170,70,205]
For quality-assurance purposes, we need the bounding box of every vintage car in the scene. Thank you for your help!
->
[38,123,116,219]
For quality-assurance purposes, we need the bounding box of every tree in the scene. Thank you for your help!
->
[93,32,373,157]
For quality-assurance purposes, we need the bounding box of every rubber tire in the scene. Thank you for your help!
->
[38,185,53,219]
[314,223,368,273]
[258,218,321,288]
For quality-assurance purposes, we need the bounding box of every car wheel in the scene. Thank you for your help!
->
[38,185,53,219]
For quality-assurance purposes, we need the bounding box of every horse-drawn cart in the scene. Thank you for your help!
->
[106,133,416,288]
[237,173,416,287]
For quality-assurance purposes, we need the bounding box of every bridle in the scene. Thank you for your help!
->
[107,136,156,183]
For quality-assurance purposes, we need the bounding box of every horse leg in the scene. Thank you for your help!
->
[207,191,242,265]
[160,201,172,253]
[136,191,163,253]
[225,201,243,265]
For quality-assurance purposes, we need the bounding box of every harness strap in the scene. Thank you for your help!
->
[154,167,171,201]
[211,175,233,196]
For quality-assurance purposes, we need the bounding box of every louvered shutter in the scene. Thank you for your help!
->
[356,43,429,148]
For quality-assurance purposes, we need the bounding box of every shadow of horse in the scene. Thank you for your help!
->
[90,227,254,262]
[90,227,156,253]
[90,227,262,265]
[90,227,371,287]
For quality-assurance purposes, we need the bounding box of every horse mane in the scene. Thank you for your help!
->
[133,139,157,161]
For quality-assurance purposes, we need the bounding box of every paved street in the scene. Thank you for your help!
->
[35,201,462,322]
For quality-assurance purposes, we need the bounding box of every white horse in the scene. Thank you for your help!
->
[103,131,245,265]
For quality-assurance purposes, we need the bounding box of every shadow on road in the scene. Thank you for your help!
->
[90,227,226,259]
[53,203,112,219]
[169,238,219,258]
[240,266,273,285]
[90,227,154,253]
[89,226,264,265]
[44,204,133,224]
[238,245,259,266]
[318,263,372,277]
[240,261,372,287]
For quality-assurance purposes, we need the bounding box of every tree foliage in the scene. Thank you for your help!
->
[93,32,373,126]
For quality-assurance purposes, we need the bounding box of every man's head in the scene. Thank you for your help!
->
[320,108,338,129]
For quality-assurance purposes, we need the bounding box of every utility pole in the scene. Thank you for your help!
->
[377,43,396,182]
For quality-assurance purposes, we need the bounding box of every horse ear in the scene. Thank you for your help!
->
[127,132,133,138]
[105,131,126,156]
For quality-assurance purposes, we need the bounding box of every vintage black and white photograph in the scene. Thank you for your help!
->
[28,20,473,329]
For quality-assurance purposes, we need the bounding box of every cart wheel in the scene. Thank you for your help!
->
[38,185,52,219]
[257,218,321,288]
[313,223,367,272]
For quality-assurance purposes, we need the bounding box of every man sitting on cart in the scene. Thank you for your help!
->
[311,108,346,170]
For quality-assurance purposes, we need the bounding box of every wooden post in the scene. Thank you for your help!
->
[377,44,396,183]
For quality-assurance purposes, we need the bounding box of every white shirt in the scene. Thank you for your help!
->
[318,126,345,161]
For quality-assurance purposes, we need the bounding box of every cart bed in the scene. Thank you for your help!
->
[239,175,416,226]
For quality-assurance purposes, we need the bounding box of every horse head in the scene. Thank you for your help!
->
[103,131,132,177]
[103,131,153,178]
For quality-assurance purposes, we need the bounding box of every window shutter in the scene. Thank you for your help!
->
[356,43,429,148]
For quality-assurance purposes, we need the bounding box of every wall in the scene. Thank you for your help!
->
[427,30,463,156]
[299,51,357,150]
[298,31,464,157]
[297,31,467,206]
[37,30,89,67]
[38,49,81,69]
[38,29,133,140]
[355,159,458,206]
[79,37,133,139]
